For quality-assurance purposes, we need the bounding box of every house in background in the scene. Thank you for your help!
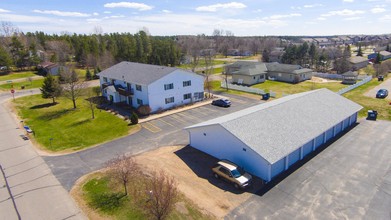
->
[98,61,204,112]
[185,89,362,182]
[226,61,313,85]
[225,61,267,85]
[265,63,313,84]
[342,71,358,85]
[37,61,64,76]
[368,51,391,62]
[269,47,285,63]
[349,56,368,70]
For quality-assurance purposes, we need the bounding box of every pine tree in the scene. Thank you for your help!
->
[130,112,138,125]
[375,52,381,64]
[85,67,92,80]
[40,74,61,103]
[356,45,363,56]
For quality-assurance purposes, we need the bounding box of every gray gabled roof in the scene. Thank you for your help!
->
[349,56,368,64]
[98,61,191,85]
[227,61,268,76]
[186,89,362,164]
[265,62,312,75]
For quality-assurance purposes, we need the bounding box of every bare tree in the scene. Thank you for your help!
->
[202,49,215,97]
[46,40,72,63]
[106,154,140,196]
[60,68,86,109]
[143,170,178,220]
[85,89,96,119]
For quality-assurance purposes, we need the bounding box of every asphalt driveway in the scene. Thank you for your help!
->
[226,119,391,220]
[44,93,264,191]
[364,77,391,99]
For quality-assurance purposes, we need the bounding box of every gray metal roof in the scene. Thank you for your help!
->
[97,61,184,85]
[186,89,362,164]
[349,56,368,64]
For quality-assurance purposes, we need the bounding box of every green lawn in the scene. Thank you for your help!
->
[82,173,212,220]
[343,79,391,120]
[13,93,133,152]
[0,71,38,81]
[0,78,44,91]
[252,80,347,98]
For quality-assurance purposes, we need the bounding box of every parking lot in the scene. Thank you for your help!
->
[226,119,391,220]
[140,94,263,134]
[44,93,264,191]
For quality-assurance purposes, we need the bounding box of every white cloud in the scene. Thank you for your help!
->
[162,10,171,13]
[87,18,101,23]
[317,17,326,20]
[304,4,323,8]
[104,2,153,11]
[93,12,99,16]
[33,10,91,17]
[291,6,302,10]
[343,0,354,2]
[344,16,362,20]
[371,7,386,13]
[104,11,112,14]
[321,9,365,17]
[196,2,246,12]
[380,14,391,20]
[268,13,301,19]
[0,8,11,13]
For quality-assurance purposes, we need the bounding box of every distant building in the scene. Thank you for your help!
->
[226,61,313,85]
[349,56,368,70]
[368,51,391,62]
[38,62,64,76]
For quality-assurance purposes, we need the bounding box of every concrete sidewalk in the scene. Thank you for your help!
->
[0,92,86,219]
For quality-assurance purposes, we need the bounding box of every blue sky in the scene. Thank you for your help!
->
[0,0,390,36]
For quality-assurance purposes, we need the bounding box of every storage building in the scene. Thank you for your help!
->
[185,89,362,182]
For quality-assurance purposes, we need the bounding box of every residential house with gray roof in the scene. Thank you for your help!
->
[98,61,204,112]
[349,56,368,70]
[226,61,313,85]
[186,88,362,182]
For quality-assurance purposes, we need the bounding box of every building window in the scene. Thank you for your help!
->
[136,84,142,91]
[103,77,107,82]
[194,92,204,99]
[165,97,174,104]
[183,80,191,87]
[164,83,174,90]
[111,79,115,84]
[183,93,191,100]
[137,99,143,105]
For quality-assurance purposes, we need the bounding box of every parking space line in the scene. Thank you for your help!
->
[229,97,247,104]
[142,122,161,133]
[176,112,199,121]
[169,114,190,124]
[157,118,175,127]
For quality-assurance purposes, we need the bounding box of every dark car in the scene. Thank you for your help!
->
[376,89,388,98]
[212,98,231,107]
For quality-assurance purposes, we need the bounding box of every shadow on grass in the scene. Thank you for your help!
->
[89,192,126,213]
[37,109,71,121]
[30,102,58,109]
[70,119,91,126]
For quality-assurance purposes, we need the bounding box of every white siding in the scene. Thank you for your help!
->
[132,85,149,108]
[148,70,204,112]
[188,125,271,181]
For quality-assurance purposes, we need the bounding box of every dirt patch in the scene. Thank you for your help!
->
[309,76,340,83]
[71,145,263,219]
[134,145,263,219]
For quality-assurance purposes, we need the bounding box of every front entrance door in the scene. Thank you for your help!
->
[109,95,113,104]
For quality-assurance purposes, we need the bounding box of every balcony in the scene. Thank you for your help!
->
[117,87,134,96]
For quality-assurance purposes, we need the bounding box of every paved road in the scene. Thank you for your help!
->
[44,93,264,191]
[364,77,391,99]
[226,119,391,220]
[0,89,86,220]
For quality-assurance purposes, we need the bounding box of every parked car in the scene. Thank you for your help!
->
[211,98,231,107]
[23,126,33,133]
[212,160,252,189]
[376,89,388,98]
